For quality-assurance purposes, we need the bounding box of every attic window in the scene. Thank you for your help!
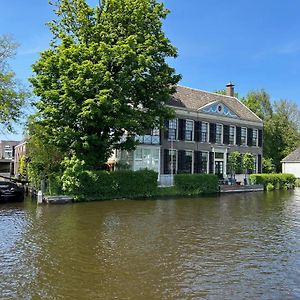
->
[217,104,224,114]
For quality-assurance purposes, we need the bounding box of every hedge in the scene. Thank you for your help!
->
[174,173,218,195]
[63,169,158,201]
[249,173,296,190]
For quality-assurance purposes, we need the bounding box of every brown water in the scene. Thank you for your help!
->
[1,190,300,300]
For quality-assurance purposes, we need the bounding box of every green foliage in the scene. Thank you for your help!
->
[242,153,255,175]
[0,35,27,131]
[61,157,158,200]
[26,116,65,188]
[266,183,275,191]
[295,179,300,187]
[262,157,275,173]
[250,173,296,190]
[18,155,27,180]
[228,151,241,179]
[241,89,300,172]
[174,174,218,195]
[30,0,180,168]
[214,89,239,98]
[241,89,272,120]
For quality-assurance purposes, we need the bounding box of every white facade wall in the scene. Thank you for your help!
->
[282,162,300,178]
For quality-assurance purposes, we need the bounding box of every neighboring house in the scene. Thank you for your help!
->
[281,147,300,178]
[0,140,20,178]
[14,140,28,176]
[115,83,263,185]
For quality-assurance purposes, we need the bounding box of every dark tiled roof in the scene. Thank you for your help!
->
[281,147,300,162]
[168,85,262,123]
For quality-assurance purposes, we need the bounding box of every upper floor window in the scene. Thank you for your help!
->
[241,127,247,145]
[185,120,194,141]
[216,124,223,144]
[229,125,235,145]
[252,129,258,146]
[201,122,208,142]
[168,119,177,140]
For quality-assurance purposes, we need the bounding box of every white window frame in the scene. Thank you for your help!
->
[202,151,209,174]
[185,119,194,142]
[168,119,178,141]
[252,129,258,147]
[201,122,209,143]
[229,125,236,145]
[241,127,247,146]
[216,123,223,144]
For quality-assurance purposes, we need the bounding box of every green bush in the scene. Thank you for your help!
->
[249,173,296,190]
[295,178,300,187]
[266,182,275,191]
[174,174,218,195]
[61,160,158,201]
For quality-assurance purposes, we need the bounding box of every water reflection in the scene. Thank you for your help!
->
[0,191,300,299]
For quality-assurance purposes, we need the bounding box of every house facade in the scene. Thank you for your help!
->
[281,147,300,178]
[115,83,263,185]
[0,140,20,178]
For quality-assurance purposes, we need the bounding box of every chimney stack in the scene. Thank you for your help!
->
[226,82,235,97]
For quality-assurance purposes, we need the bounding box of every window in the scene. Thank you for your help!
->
[185,120,193,141]
[4,145,12,159]
[201,152,208,173]
[184,151,193,173]
[201,122,208,142]
[241,127,247,145]
[134,148,142,160]
[216,124,223,144]
[229,125,235,145]
[252,129,258,146]
[168,119,177,140]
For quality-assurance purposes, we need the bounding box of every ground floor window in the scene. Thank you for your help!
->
[133,147,160,173]
[201,152,208,173]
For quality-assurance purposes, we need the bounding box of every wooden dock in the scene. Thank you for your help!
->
[45,195,73,204]
[220,184,264,193]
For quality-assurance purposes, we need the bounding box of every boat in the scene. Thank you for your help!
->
[0,181,24,202]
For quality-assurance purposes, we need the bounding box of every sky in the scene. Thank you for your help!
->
[1,0,300,140]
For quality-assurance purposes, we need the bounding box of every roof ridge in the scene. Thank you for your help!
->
[177,84,236,99]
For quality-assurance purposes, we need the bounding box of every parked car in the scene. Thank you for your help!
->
[0,181,24,202]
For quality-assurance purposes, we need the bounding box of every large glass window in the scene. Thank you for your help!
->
[241,127,247,145]
[201,152,208,173]
[216,124,223,144]
[185,120,193,141]
[201,122,208,142]
[229,125,235,145]
[134,147,160,173]
[168,119,177,140]
[184,151,193,173]
[252,129,258,146]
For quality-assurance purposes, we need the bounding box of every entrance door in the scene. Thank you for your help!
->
[215,161,224,179]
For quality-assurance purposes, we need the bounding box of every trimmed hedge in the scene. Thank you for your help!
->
[174,173,218,195]
[63,169,158,201]
[249,173,296,190]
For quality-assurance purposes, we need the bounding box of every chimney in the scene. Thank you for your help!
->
[226,82,235,97]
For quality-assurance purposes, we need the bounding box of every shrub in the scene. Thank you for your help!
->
[295,178,300,187]
[266,183,275,191]
[61,160,158,201]
[249,173,296,190]
[174,174,218,195]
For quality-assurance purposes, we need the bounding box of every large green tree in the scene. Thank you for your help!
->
[0,35,27,131]
[30,0,180,168]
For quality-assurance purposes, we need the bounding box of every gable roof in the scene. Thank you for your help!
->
[281,147,300,162]
[167,85,262,123]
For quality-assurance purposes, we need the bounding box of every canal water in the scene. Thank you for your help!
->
[1,190,300,300]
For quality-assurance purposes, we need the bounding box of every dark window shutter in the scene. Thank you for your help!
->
[223,125,230,144]
[164,120,169,140]
[209,123,216,144]
[247,128,253,146]
[178,119,186,141]
[163,149,169,174]
[194,121,202,142]
[194,151,202,173]
[258,129,263,147]
[236,126,241,145]
[258,154,262,173]
[178,150,185,173]
[209,152,214,174]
